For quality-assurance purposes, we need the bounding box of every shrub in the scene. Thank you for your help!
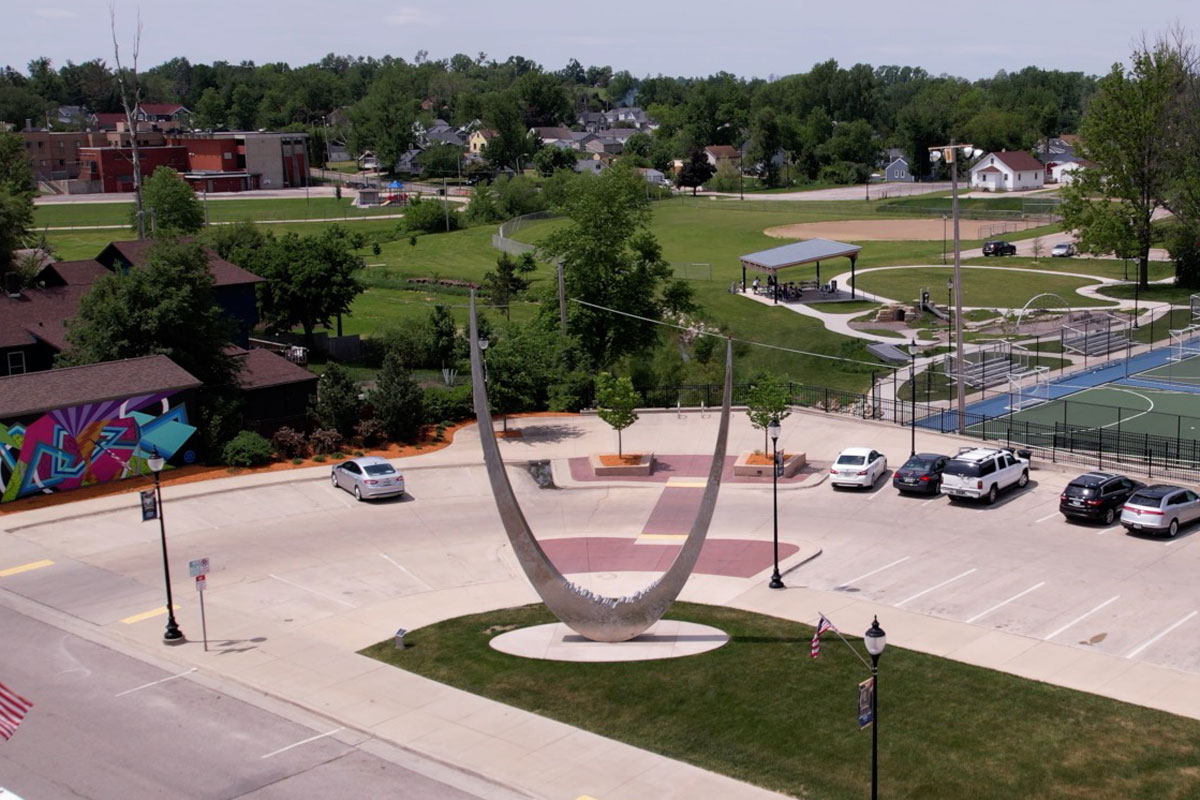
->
[423,383,474,424]
[356,418,387,447]
[309,428,344,455]
[404,198,460,233]
[222,430,274,467]
[367,352,425,441]
[310,361,361,437]
[271,426,309,459]
[291,457,304,465]
[313,453,327,463]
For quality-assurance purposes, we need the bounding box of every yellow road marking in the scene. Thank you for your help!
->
[637,533,687,541]
[576,796,603,800]
[121,605,179,624]
[0,559,54,577]
[665,479,707,488]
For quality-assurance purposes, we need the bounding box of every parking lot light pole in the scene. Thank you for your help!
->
[910,339,918,456]
[768,418,784,589]
[147,449,185,646]
[865,617,887,800]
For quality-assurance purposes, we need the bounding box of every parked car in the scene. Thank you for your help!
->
[941,447,1029,504]
[1051,242,1077,257]
[331,456,406,501]
[982,240,1017,256]
[892,452,950,495]
[830,447,887,489]
[1120,484,1200,537]
[1060,472,1144,525]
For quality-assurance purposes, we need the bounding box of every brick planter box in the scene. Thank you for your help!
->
[589,452,655,477]
[733,451,806,478]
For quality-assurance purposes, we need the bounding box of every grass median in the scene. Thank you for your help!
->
[361,602,1200,800]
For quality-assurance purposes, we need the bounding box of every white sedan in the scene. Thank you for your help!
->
[830,447,887,489]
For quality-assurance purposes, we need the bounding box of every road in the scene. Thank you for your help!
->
[0,597,519,799]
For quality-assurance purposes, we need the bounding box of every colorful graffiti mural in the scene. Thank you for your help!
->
[0,393,196,503]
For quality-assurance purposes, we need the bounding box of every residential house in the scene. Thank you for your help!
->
[570,131,599,150]
[884,156,914,182]
[603,107,654,131]
[394,148,423,175]
[968,150,1045,192]
[705,145,741,170]
[637,167,667,186]
[226,346,318,435]
[136,103,191,131]
[578,111,605,133]
[468,129,498,155]
[1051,159,1096,185]
[530,127,577,149]
[574,157,609,176]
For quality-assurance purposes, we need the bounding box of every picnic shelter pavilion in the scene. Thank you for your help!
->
[739,238,863,303]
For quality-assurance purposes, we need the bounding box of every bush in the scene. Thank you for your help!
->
[423,383,474,424]
[368,352,425,441]
[355,417,387,447]
[310,361,361,437]
[313,453,327,463]
[222,430,274,467]
[404,198,460,234]
[309,428,344,455]
[271,426,309,459]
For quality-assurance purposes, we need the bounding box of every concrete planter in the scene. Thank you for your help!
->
[589,452,655,477]
[733,451,806,478]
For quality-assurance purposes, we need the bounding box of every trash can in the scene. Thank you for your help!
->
[829,279,837,294]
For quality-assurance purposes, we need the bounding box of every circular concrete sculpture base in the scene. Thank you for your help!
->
[489,621,729,663]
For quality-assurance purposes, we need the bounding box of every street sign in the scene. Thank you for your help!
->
[140,490,157,521]
[195,574,207,592]
[188,557,210,577]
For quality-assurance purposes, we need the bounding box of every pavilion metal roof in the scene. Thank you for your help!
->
[739,239,862,271]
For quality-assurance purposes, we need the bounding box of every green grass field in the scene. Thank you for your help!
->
[34,196,405,228]
[855,266,1116,309]
[362,602,1200,800]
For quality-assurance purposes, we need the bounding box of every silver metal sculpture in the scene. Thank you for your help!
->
[469,293,733,642]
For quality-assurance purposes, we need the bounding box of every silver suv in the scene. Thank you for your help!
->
[941,447,1029,504]
[1120,484,1200,537]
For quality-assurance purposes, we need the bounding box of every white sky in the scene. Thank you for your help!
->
[6,0,1196,82]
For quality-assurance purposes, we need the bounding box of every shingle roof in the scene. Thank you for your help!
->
[706,145,741,160]
[740,239,862,271]
[230,348,319,390]
[0,286,88,349]
[0,354,201,418]
[98,240,263,287]
[988,150,1045,172]
[39,260,109,286]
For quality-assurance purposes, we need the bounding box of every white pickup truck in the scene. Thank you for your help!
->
[941,447,1030,504]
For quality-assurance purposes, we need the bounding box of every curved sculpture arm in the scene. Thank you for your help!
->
[469,292,732,642]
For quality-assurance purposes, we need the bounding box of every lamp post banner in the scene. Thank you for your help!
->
[140,490,158,521]
[858,677,875,730]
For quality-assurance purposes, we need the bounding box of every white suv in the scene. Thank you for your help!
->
[941,447,1030,504]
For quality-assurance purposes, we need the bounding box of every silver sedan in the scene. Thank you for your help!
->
[331,456,406,501]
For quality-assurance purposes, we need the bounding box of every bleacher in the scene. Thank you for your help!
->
[1062,329,1129,356]
[945,353,1014,388]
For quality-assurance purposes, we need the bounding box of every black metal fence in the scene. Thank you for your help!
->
[630,381,1200,483]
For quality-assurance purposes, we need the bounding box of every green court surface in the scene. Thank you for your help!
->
[997,385,1200,440]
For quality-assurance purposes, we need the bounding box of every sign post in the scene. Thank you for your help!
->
[857,677,875,730]
[189,558,211,651]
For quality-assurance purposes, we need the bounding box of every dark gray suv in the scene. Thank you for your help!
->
[1060,472,1143,525]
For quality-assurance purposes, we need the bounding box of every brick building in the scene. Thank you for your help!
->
[77,146,190,193]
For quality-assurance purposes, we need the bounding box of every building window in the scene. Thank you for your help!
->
[7,351,26,375]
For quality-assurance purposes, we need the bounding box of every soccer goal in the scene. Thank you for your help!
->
[1169,324,1200,362]
[1006,366,1052,412]
[1191,293,1200,323]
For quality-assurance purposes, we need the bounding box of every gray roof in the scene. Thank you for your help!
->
[739,239,862,271]
[0,354,202,418]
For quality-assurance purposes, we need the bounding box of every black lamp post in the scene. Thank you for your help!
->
[865,616,887,800]
[768,418,784,589]
[147,449,185,645]
[910,339,918,456]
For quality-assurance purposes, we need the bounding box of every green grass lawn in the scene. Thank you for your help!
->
[34,196,404,228]
[964,257,1175,283]
[361,602,1200,800]
[856,267,1115,309]
[1096,283,1198,305]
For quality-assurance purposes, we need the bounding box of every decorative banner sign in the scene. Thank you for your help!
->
[140,490,157,521]
[858,677,875,730]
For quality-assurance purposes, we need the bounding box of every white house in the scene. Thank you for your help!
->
[637,167,666,185]
[968,150,1045,192]
[884,156,913,182]
[1051,159,1095,185]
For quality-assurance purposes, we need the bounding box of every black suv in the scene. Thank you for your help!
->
[983,240,1017,256]
[1060,472,1144,525]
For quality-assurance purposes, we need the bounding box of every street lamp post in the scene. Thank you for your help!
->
[910,339,918,456]
[942,215,948,265]
[147,450,185,645]
[478,337,489,382]
[768,418,784,590]
[865,617,887,800]
[946,279,953,346]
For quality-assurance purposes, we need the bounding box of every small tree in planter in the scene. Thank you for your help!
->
[595,372,641,458]
[746,374,792,453]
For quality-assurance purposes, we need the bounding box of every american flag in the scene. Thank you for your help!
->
[810,614,835,659]
[0,680,33,741]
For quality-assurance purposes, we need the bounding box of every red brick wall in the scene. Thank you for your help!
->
[78,146,189,193]
[169,137,239,172]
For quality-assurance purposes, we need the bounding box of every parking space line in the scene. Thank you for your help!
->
[1035,512,1059,523]
[965,582,1046,623]
[0,559,54,577]
[120,605,180,624]
[920,496,942,507]
[1045,596,1120,640]
[261,727,345,759]
[1126,611,1199,659]
[379,553,433,590]
[269,574,356,607]
[835,556,909,590]
[115,668,197,697]
[896,569,976,607]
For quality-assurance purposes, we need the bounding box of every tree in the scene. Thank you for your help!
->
[594,372,641,457]
[310,361,361,438]
[676,149,715,195]
[193,87,225,129]
[228,84,258,130]
[1031,236,1044,263]
[110,8,147,239]
[484,327,547,431]
[415,142,464,178]
[481,92,539,172]
[367,351,425,441]
[747,107,784,187]
[532,146,577,177]
[250,226,365,348]
[1060,44,1184,288]
[746,374,792,453]
[482,251,536,320]
[427,304,459,369]
[0,130,35,271]
[539,165,688,367]
[134,167,204,235]
[59,239,242,459]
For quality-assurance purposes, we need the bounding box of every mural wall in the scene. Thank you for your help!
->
[0,392,196,504]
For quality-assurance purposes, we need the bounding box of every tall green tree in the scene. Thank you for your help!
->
[1060,45,1184,288]
[250,226,365,348]
[483,251,536,320]
[0,130,35,271]
[481,92,539,172]
[594,372,641,457]
[193,86,226,129]
[367,351,425,441]
[134,167,205,235]
[675,149,715,195]
[348,64,418,168]
[427,304,459,369]
[310,361,361,438]
[539,165,694,367]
